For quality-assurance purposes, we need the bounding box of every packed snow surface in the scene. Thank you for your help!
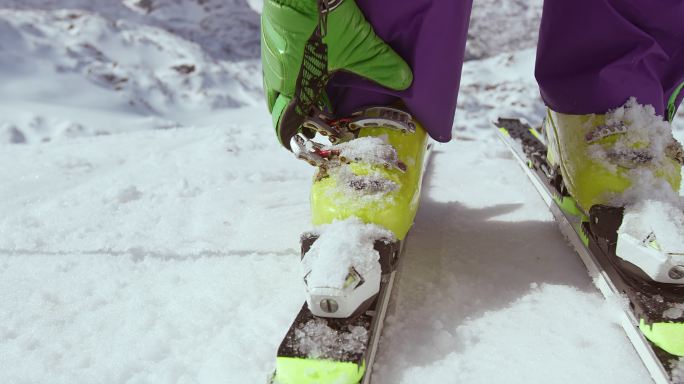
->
[301,217,391,290]
[1,0,683,383]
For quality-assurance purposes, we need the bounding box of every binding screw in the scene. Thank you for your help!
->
[669,265,684,280]
[320,299,339,313]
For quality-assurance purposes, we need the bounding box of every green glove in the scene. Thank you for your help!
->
[261,0,413,150]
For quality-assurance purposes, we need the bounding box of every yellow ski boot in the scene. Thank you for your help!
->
[544,98,684,358]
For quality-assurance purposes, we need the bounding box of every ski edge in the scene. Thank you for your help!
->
[362,258,397,384]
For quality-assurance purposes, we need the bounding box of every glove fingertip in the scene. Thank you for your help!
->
[395,60,413,90]
[266,88,278,113]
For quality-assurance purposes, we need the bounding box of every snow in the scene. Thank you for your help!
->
[0,6,261,144]
[589,98,679,177]
[377,285,648,383]
[0,118,311,253]
[0,0,261,61]
[293,319,369,360]
[664,304,684,320]
[465,0,543,60]
[334,135,399,169]
[333,166,398,197]
[319,135,402,200]
[605,98,676,159]
[674,359,684,383]
[0,1,680,383]
[245,0,264,14]
[620,199,684,254]
[302,218,391,290]
[0,252,302,384]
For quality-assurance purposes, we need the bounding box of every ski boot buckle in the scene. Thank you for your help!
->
[292,106,416,170]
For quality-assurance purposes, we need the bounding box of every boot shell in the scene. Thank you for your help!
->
[544,109,681,212]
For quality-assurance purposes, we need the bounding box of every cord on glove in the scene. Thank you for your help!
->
[261,0,413,150]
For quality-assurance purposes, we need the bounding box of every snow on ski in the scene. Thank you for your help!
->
[495,117,682,384]
[270,235,404,384]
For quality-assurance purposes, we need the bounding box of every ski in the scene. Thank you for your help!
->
[270,107,432,384]
[495,117,683,384]
[271,235,405,384]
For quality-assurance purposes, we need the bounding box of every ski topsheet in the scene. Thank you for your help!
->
[495,117,683,384]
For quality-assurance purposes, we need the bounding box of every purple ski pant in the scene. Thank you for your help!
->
[327,0,684,142]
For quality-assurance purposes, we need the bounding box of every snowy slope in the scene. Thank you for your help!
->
[1,48,663,384]
[0,6,261,144]
[0,0,261,61]
[2,1,683,383]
